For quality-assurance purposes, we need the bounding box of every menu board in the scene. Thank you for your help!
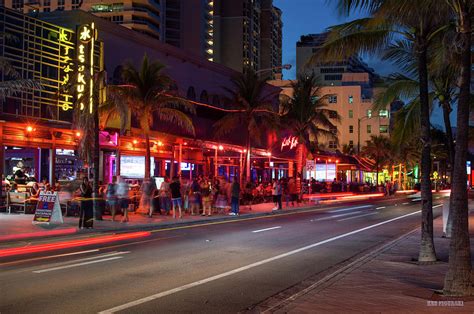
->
[33,192,64,224]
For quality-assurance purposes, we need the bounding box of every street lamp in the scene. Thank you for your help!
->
[256,64,292,76]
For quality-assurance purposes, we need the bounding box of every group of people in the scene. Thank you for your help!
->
[104,175,242,221]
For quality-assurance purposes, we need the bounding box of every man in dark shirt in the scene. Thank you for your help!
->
[169,176,182,219]
[230,177,240,216]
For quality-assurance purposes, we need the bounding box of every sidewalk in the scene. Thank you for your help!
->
[261,214,474,313]
[0,192,407,244]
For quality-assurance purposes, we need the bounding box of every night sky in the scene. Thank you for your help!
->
[274,0,448,128]
[274,0,391,79]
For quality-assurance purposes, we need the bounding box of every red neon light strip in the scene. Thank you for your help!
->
[0,228,77,242]
[0,231,151,258]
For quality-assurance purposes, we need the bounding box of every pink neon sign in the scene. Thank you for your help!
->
[281,136,298,151]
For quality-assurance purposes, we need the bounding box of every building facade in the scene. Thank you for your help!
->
[296,32,376,86]
[269,73,391,153]
[260,0,282,79]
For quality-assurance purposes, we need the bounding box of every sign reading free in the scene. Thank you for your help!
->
[33,192,64,224]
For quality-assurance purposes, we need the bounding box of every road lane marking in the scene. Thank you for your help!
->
[375,206,386,210]
[311,211,362,222]
[328,205,372,213]
[433,204,443,208]
[402,202,409,205]
[411,198,421,202]
[252,226,282,233]
[33,256,123,273]
[338,212,378,222]
[99,210,421,314]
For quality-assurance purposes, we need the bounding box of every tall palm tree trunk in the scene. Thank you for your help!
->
[443,101,456,238]
[296,143,306,194]
[245,127,251,183]
[444,6,472,295]
[145,133,151,179]
[92,104,101,220]
[417,38,437,262]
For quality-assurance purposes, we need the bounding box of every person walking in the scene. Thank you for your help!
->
[169,176,182,219]
[117,177,130,223]
[189,178,201,215]
[201,178,212,216]
[79,176,93,228]
[106,177,118,221]
[159,177,171,215]
[229,177,240,216]
[288,177,297,207]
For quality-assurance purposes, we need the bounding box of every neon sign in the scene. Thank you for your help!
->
[76,24,96,114]
[281,136,298,151]
[59,28,74,111]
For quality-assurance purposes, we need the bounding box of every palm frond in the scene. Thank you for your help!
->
[0,79,42,100]
[156,108,195,136]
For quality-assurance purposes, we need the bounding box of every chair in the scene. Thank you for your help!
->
[7,192,29,214]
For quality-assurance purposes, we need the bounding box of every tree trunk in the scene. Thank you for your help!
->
[443,100,455,238]
[444,5,472,295]
[296,144,306,195]
[375,161,379,187]
[417,38,436,262]
[92,101,101,220]
[245,127,251,183]
[145,133,151,179]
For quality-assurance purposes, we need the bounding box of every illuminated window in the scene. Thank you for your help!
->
[348,109,353,118]
[348,95,353,104]
[379,109,389,118]
[379,125,389,133]
[367,109,372,118]
[367,125,372,134]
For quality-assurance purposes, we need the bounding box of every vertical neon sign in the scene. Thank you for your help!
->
[76,23,96,114]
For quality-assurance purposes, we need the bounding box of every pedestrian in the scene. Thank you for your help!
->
[160,176,171,215]
[169,176,182,219]
[276,179,283,210]
[288,177,297,207]
[138,178,152,215]
[79,176,93,229]
[229,177,240,215]
[272,179,280,210]
[201,178,212,216]
[189,178,201,215]
[117,176,130,223]
[106,176,118,221]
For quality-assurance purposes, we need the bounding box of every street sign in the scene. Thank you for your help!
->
[33,192,64,224]
[306,160,315,171]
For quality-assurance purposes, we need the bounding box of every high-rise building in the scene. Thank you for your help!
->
[2,0,164,40]
[163,0,215,61]
[213,0,262,73]
[296,32,376,86]
[260,0,282,79]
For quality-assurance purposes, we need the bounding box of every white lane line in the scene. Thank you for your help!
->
[433,204,443,208]
[328,205,372,213]
[99,210,421,314]
[375,206,386,210]
[252,226,282,233]
[338,212,378,222]
[41,249,100,259]
[402,202,409,205]
[33,256,123,273]
[311,211,362,222]
[411,198,422,202]
[31,251,130,272]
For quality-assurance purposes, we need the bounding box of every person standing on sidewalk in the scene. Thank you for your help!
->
[288,177,297,207]
[275,179,283,210]
[117,177,130,223]
[169,176,182,219]
[79,176,93,228]
[229,177,240,216]
[106,176,118,221]
[201,178,212,216]
[189,178,201,215]
[160,177,171,215]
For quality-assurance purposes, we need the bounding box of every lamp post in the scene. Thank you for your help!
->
[256,64,292,77]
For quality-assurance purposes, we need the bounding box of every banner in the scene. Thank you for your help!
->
[33,192,64,224]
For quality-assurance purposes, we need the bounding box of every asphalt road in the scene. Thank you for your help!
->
[0,196,444,313]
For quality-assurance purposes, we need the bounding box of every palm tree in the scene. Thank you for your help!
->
[361,135,390,186]
[214,68,279,182]
[280,74,340,184]
[316,0,451,262]
[443,0,473,297]
[117,55,195,179]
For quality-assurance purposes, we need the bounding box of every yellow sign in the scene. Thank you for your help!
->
[76,24,96,114]
[59,28,74,111]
